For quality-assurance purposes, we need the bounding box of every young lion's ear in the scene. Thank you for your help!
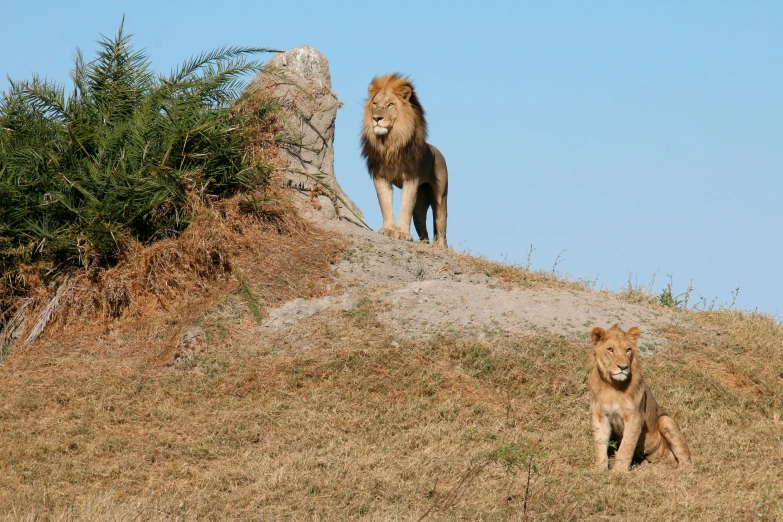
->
[625,326,642,345]
[590,327,606,346]
[397,85,412,101]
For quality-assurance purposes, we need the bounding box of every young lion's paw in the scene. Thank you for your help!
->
[610,462,631,473]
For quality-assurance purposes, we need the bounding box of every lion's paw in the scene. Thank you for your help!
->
[394,230,414,241]
[378,227,396,237]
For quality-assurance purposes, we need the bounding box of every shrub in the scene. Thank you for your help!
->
[0,19,276,291]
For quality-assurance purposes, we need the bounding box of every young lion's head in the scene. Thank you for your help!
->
[590,324,642,384]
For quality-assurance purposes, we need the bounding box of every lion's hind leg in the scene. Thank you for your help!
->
[658,415,692,466]
[432,193,447,248]
[430,146,448,248]
[413,184,432,243]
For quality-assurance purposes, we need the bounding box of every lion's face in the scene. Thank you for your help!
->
[590,325,642,383]
[366,83,412,137]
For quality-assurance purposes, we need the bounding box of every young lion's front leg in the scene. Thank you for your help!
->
[612,416,642,472]
[592,413,612,471]
[394,176,418,241]
[373,176,396,236]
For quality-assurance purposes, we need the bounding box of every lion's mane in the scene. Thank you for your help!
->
[360,74,427,185]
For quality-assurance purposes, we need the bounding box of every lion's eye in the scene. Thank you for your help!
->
[607,348,614,354]
[626,349,632,354]
[387,103,394,108]
[372,102,377,107]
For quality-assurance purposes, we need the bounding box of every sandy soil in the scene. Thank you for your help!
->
[257,192,688,350]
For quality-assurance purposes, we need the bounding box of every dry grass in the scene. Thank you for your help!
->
[1,184,344,367]
[2,286,782,520]
[453,253,588,292]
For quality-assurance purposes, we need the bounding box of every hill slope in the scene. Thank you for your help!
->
[1,193,782,521]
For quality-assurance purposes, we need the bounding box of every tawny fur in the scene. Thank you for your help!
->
[589,324,692,472]
[360,74,448,246]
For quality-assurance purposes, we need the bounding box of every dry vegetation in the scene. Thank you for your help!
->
[1,80,781,517]
[453,251,588,292]
[0,183,344,363]
[2,257,782,520]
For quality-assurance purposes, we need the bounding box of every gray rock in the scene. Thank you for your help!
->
[171,326,207,370]
[249,46,364,224]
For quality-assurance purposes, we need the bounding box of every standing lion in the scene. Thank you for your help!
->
[361,74,448,247]
[589,324,692,471]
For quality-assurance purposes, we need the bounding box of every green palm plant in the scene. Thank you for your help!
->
[0,19,277,290]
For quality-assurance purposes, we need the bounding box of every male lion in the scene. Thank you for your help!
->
[361,74,448,247]
[589,325,691,471]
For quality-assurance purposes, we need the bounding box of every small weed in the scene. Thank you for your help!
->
[639,342,655,353]
[484,441,545,471]
[451,342,505,379]
[344,295,379,328]
[659,286,683,308]
[238,278,264,324]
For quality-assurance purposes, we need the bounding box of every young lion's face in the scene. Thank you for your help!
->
[590,325,642,383]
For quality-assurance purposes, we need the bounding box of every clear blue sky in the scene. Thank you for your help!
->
[3,1,781,315]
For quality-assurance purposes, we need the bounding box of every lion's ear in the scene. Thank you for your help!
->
[625,327,642,345]
[590,327,606,346]
[397,85,412,101]
[368,83,377,98]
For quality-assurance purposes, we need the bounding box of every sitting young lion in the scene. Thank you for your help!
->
[589,325,692,471]
[360,74,448,247]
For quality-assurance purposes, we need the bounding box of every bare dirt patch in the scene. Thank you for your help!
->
[263,203,685,349]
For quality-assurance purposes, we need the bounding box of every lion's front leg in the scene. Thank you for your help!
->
[394,176,418,241]
[592,413,611,471]
[373,176,396,236]
[612,416,642,472]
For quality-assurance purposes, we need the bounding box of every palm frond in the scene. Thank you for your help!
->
[168,46,279,83]
[18,75,68,121]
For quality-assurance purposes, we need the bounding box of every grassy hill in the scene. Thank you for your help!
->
[1,193,782,520]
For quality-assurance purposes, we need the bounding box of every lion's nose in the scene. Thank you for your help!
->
[373,116,383,123]
[617,364,628,371]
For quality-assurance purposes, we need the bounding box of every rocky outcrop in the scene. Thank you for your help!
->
[249,46,364,224]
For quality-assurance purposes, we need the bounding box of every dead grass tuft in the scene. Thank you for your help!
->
[617,286,661,307]
[453,253,587,291]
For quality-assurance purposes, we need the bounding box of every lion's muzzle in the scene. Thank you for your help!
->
[611,367,630,382]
